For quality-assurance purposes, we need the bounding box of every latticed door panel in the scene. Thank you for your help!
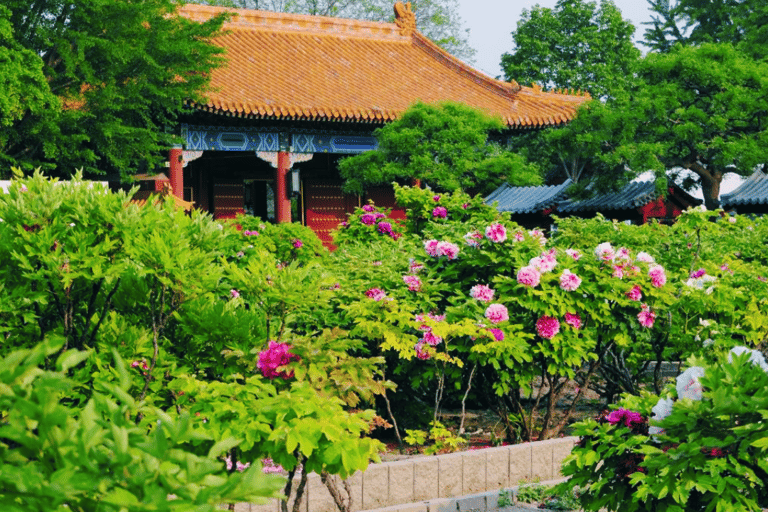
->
[304,180,357,248]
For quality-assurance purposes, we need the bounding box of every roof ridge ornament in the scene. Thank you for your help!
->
[394,2,417,36]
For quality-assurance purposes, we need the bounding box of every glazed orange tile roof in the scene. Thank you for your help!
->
[177,2,589,129]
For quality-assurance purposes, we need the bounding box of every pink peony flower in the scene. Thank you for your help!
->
[516,266,541,287]
[362,204,376,212]
[536,316,560,339]
[360,213,376,225]
[261,458,284,474]
[464,231,483,248]
[257,341,299,379]
[436,241,460,259]
[365,288,387,301]
[595,242,615,261]
[690,268,706,279]
[470,284,495,302]
[637,304,656,328]
[565,248,581,260]
[403,275,422,292]
[432,206,448,219]
[559,269,582,291]
[484,304,509,324]
[530,251,557,273]
[564,312,582,329]
[614,247,631,262]
[627,285,642,301]
[433,195,441,202]
[612,265,625,279]
[648,265,667,287]
[409,259,424,273]
[292,239,303,248]
[636,252,655,263]
[485,223,507,243]
[513,231,525,242]
[424,239,440,257]
[230,289,240,299]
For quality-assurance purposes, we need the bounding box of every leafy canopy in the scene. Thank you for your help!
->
[501,0,640,100]
[0,0,227,180]
[337,101,541,196]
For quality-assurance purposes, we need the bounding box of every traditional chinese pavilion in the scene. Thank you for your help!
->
[168,2,589,245]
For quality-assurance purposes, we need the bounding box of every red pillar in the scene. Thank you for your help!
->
[169,145,183,199]
[275,151,292,223]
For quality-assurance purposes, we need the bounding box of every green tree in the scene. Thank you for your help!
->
[501,0,640,100]
[198,0,476,62]
[337,101,541,196]
[643,0,767,59]
[0,0,227,180]
[609,43,768,209]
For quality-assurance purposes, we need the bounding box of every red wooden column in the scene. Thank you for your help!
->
[275,151,292,223]
[169,145,184,199]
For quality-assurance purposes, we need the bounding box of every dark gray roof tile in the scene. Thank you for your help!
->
[556,181,659,213]
[485,179,572,214]
[721,171,768,207]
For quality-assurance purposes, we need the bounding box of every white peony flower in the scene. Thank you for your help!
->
[729,346,768,373]
[676,366,705,401]
[648,397,674,436]
[636,251,655,263]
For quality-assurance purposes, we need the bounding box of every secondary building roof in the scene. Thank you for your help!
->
[721,171,768,208]
[556,181,697,213]
[485,180,572,214]
[177,2,589,128]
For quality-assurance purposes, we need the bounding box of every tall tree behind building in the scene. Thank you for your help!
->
[0,0,227,180]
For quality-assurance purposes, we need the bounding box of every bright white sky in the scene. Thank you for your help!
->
[454,0,744,197]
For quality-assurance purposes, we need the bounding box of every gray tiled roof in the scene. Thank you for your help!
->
[485,179,572,214]
[556,181,660,213]
[721,171,768,207]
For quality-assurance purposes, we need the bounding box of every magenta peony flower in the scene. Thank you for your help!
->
[437,241,460,259]
[432,206,448,219]
[292,239,303,248]
[257,341,299,379]
[536,316,560,339]
[433,195,441,202]
[559,269,582,291]
[424,240,440,257]
[485,223,507,243]
[362,204,376,212]
[606,408,644,428]
[690,268,706,279]
[422,331,443,346]
[485,303,509,324]
[377,221,393,235]
[564,312,582,329]
[470,284,495,302]
[516,266,541,287]
[487,328,505,341]
[360,213,376,225]
[415,341,431,360]
[627,285,642,301]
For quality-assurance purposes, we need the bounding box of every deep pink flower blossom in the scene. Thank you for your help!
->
[366,288,387,301]
[513,231,525,242]
[487,328,505,341]
[257,341,299,379]
[485,223,507,243]
[432,206,448,219]
[403,275,422,292]
[377,221,393,235]
[433,195,441,202]
[517,266,541,287]
[415,341,430,360]
[485,304,509,324]
[638,304,656,328]
[437,241,460,259]
[690,268,706,279]
[362,204,376,212]
[230,289,240,299]
[559,270,582,291]
[409,259,424,273]
[606,408,644,428]
[470,284,495,302]
[423,331,443,346]
[292,239,303,248]
[536,316,560,339]
[627,285,642,301]
[565,312,582,330]
[360,213,376,225]
[464,231,483,247]
[648,265,667,287]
